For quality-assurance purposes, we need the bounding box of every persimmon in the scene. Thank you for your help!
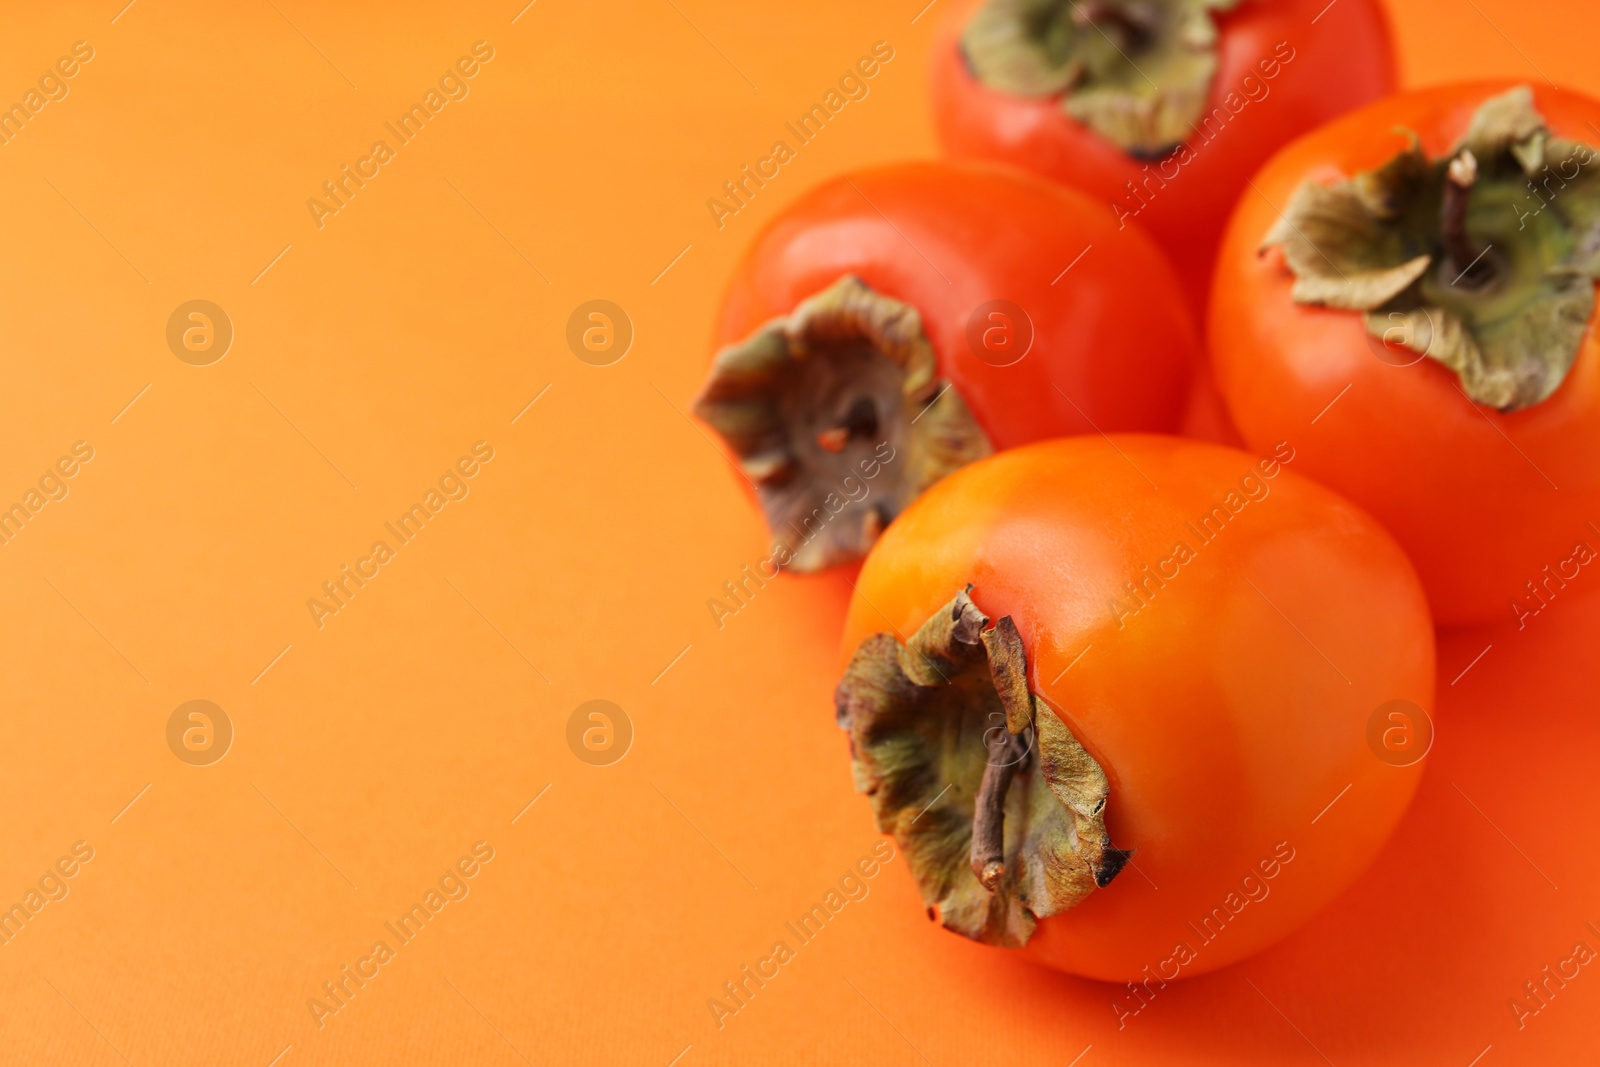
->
[929,0,1396,310]
[694,161,1198,572]
[1211,83,1600,625]
[835,435,1434,981]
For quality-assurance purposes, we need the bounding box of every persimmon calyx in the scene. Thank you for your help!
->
[834,587,1128,948]
[693,276,992,572]
[1262,86,1600,412]
[961,0,1242,157]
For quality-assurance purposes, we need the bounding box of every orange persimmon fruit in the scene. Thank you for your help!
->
[835,435,1434,980]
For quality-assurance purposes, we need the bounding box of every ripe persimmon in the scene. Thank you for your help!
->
[1211,83,1600,624]
[835,435,1434,980]
[929,0,1396,311]
[695,161,1198,572]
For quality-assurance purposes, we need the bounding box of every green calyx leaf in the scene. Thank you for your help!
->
[835,587,1128,948]
[1263,86,1600,411]
[962,0,1242,156]
[693,276,992,572]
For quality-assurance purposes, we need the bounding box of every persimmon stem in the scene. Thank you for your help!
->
[1442,150,1493,288]
[1071,1,1155,51]
[694,276,992,571]
[816,397,879,454]
[838,587,1126,945]
[970,723,1029,890]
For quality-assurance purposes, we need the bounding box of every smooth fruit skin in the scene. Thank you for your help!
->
[1211,82,1600,627]
[715,161,1200,450]
[840,436,1435,981]
[929,0,1396,312]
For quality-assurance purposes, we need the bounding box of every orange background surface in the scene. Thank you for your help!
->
[1,1,1596,1064]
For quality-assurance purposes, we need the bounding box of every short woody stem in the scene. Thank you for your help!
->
[970,724,1029,890]
[1071,1,1155,50]
[1443,150,1491,286]
[816,397,880,454]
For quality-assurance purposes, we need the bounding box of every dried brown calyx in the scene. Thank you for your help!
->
[1263,86,1600,412]
[835,587,1128,947]
[962,0,1242,156]
[694,276,992,572]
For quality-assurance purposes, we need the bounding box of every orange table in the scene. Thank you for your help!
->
[1,1,1596,1063]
